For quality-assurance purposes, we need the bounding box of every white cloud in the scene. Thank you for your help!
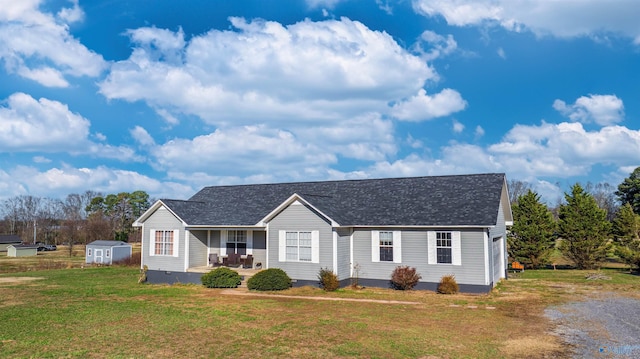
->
[32,156,51,164]
[0,92,90,151]
[0,0,107,87]
[413,30,458,61]
[553,94,624,126]
[0,165,193,201]
[497,47,506,59]
[390,88,467,121]
[452,119,464,133]
[150,125,336,176]
[306,0,342,9]
[412,0,640,41]
[489,121,640,176]
[131,126,156,147]
[99,17,435,126]
[475,125,485,138]
[0,92,140,162]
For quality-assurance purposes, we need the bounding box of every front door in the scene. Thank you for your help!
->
[95,249,103,264]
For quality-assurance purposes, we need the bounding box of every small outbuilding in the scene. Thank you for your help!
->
[86,240,132,265]
[7,244,38,257]
[0,235,22,252]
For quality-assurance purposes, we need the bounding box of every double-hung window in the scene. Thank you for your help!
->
[286,231,312,262]
[154,230,174,256]
[372,230,401,263]
[227,230,247,255]
[279,230,319,263]
[428,231,460,265]
[379,231,394,262]
[436,232,452,264]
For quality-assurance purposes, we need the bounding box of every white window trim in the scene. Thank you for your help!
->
[427,231,461,265]
[278,230,319,263]
[149,229,179,257]
[371,230,401,263]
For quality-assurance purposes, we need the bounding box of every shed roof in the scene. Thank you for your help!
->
[0,234,22,244]
[145,173,509,228]
[87,240,132,247]
[9,244,38,249]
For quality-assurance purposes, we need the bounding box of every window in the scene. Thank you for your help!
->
[155,230,174,256]
[379,231,394,262]
[436,232,452,264]
[279,230,318,263]
[372,231,401,263]
[227,230,247,255]
[286,231,312,262]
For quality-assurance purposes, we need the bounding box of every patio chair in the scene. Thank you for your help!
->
[242,254,253,269]
[209,253,221,267]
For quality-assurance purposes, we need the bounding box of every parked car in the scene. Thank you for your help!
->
[44,244,57,251]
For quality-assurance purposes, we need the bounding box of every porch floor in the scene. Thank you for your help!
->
[187,265,261,277]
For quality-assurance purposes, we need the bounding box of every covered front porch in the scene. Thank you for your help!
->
[187,227,268,272]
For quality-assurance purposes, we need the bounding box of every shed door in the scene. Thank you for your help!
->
[95,249,103,264]
[492,237,502,284]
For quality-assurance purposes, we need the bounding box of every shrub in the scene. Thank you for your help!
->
[247,268,291,291]
[201,267,242,288]
[437,274,459,294]
[113,252,141,267]
[390,266,422,290]
[318,267,340,291]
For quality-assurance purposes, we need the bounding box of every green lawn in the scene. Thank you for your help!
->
[0,263,637,358]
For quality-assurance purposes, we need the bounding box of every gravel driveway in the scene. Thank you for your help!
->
[546,294,640,358]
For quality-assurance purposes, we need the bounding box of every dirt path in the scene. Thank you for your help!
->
[220,289,421,305]
[546,293,640,358]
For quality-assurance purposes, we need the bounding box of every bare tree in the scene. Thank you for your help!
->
[508,180,532,206]
[585,182,619,221]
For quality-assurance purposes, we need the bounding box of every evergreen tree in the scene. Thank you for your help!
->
[558,184,611,269]
[507,190,557,269]
[612,203,640,271]
[616,167,640,214]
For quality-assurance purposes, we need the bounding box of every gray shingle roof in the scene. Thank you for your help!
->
[159,173,506,227]
[0,234,22,244]
[87,240,132,247]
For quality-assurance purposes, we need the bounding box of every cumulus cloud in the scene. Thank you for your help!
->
[151,125,336,176]
[553,94,624,126]
[390,88,467,121]
[100,17,435,126]
[0,92,140,161]
[412,0,640,41]
[0,0,107,87]
[0,92,90,151]
[412,30,458,61]
[452,119,464,133]
[0,165,192,201]
[489,121,640,176]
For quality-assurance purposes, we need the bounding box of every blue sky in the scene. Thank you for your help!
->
[1,0,639,204]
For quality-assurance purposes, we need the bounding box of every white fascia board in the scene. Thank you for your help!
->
[132,200,188,227]
[185,225,266,230]
[256,193,340,227]
[347,224,493,229]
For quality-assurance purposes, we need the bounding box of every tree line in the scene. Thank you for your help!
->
[0,190,151,246]
[508,167,640,271]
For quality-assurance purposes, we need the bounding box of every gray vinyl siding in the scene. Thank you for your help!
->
[86,244,131,264]
[490,200,507,284]
[189,230,208,267]
[336,228,351,280]
[267,203,333,281]
[352,228,488,286]
[142,206,186,272]
[210,230,221,255]
[252,231,267,268]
